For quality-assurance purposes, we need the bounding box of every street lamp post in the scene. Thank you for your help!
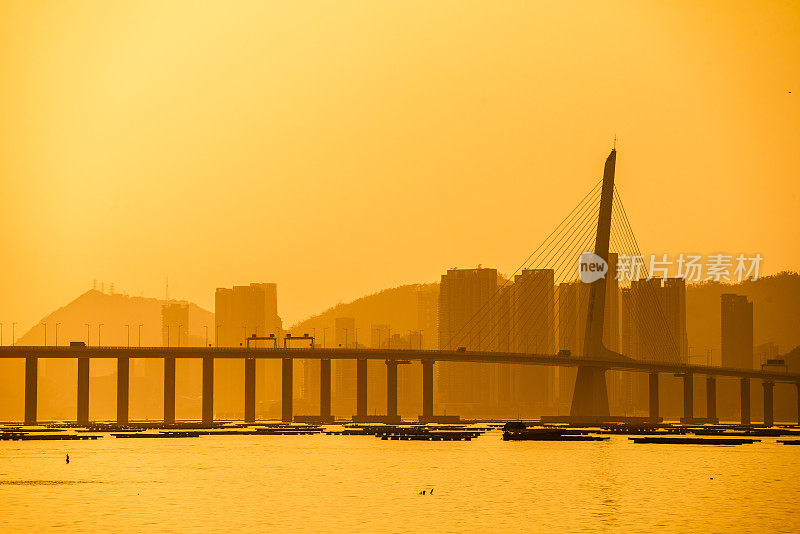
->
[138,324,143,347]
[85,324,90,346]
[216,325,221,347]
[98,324,103,347]
[125,324,130,348]
[204,325,208,347]
[178,325,183,348]
[42,323,46,346]
[12,323,15,346]
[55,323,61,346]
[355,328,361,348]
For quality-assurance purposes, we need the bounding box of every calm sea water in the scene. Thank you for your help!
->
[1,430,798,533]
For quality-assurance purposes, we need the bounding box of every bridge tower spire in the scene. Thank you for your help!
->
[570,148,617,419]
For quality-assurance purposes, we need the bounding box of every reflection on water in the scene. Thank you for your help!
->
[1,431,798,532]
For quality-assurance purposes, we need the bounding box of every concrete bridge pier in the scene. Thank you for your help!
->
[320,359,331,421]
[648,372,659,421]
[77,357,89,425]
[164,357,176,424]
[244,358,255,423]
[422,360,434,420]
[356,358,367,419]
[740,378,751,425]
[202,357,214,424]
[706,376,717,422]
[281,357,293,423]
[797,383,800,425]
[117,357,129,425]
[681,372,693,423]
[762,380,774,426]
[386,360,398,420]
[24,356,37,426]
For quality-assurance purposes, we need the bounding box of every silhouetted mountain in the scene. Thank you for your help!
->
[17,289,213,347]
[685,272,800,363]
[291,284,437,346]
[784,344,800,373]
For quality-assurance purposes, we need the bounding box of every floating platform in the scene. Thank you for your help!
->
[503,429,608,441]
[0,433,101,441]
[630,436,758,445]
[112,432,200,438]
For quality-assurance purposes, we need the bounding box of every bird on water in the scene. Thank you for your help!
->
[66,454,70,464]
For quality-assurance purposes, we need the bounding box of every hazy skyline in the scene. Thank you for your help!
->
[2,1,798,334]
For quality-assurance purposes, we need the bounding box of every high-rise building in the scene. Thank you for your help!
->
[215,283,282,347]
[721,293,754,369]
[510,269,554,412]
[618,277,688,417]
[622,277,687,363]
[214,283,283,418]
[437,267,504,416]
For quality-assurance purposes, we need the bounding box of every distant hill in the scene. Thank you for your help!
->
[290,284,438,347]
[16,289,213,347]
[685,272,800,363]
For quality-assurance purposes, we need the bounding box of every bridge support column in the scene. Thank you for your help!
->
[24,356,37,425]
[117,357,129,425]
[682,372,693,423]
[386,360,398,420]
[320,359,331,420]
[706,376,716,422]
[281,358,293,423]
[762,381,774,427]
[570,367,609,419]
[77,357,89,425]
[740,378,751,425]
[797,383,800,425]
[164,357,176,424]
[244,358,255,423]
[422,360,433,419]
[202,357,214,425]
[648,372,659,421]
[356,358,367,419]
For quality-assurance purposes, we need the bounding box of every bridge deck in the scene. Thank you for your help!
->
[0,346,797,383]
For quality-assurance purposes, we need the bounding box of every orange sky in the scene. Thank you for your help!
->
[1,1,798,334]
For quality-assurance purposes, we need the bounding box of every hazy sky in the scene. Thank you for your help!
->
[1,1,798,334]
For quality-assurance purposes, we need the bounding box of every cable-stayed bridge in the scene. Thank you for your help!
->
[3,150,799,426]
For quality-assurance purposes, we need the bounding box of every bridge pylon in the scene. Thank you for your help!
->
[569,148,622,419]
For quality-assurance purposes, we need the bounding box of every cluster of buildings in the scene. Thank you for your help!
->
[435,256,692,417]
[156,264,761,420]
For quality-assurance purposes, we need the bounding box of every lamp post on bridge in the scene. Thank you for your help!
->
[215,325,221,347]
[12,323,15,346]
[125,324,130,348]
[41,323,46,346]
[204,325,208,347]
[55,322,61,346]
[85,324,90,346]
[138,324,143,347]
[98,324,103,347]
[178,324,183,348]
